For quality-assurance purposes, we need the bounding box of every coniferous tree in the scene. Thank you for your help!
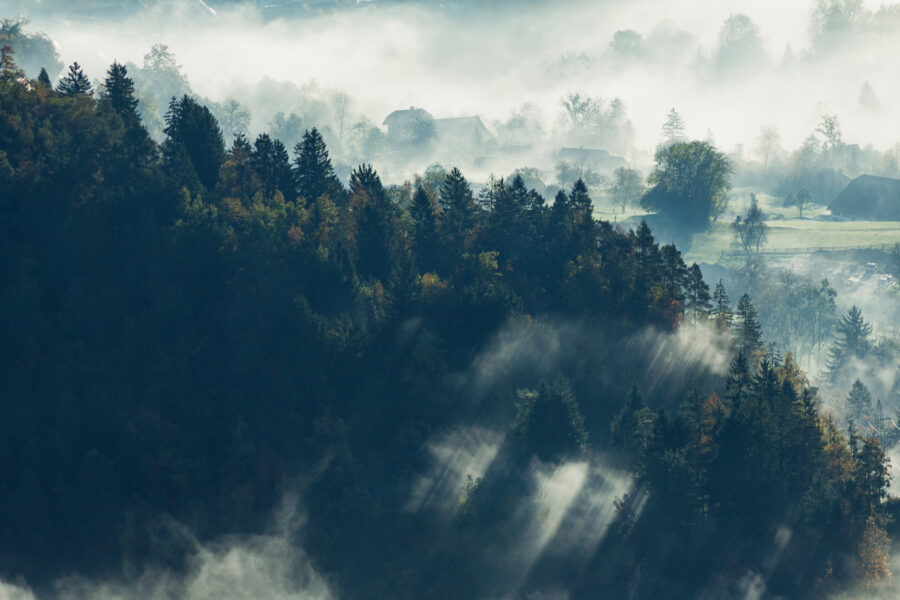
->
[712,280,731,330]
[37,67,51,88]
[439,167,477,270]
[294,127,343,204]
[827,306,873,381]
[100,62,139,125]
[163,95,226,190]
[350,163,396,282]
[846,379,873,425]
[411,185,439,273]
[251,133,295,201]
[57,62,92,97]
[734,293,762,356]
[685,264,712,322]
[511,377,588,462]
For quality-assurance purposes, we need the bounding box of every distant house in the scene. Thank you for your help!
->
[382,107,435,145]
[555,147,627,173]
[434,116,494,152]
[829,175,900,220]
[382,107,494,155]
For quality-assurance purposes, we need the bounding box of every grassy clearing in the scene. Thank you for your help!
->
[685,219,900,264]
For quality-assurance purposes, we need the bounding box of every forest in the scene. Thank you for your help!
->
[3,36,900,599]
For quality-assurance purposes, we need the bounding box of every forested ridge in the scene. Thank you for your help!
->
[1,50,897,598]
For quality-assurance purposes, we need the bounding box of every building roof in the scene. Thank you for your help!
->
[829,174,900,220]
[434,116,493,140]
[382,107,434,127]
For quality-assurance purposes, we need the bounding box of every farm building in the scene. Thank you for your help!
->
[829,174,900,220]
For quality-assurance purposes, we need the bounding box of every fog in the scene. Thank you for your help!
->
[0,496,333,600]
[12,0,900,179]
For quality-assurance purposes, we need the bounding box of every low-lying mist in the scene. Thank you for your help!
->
[14,0,900,179]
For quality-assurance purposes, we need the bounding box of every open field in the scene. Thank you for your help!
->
[685,219,900,265]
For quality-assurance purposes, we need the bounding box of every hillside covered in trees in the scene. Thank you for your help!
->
[1,49,899,599]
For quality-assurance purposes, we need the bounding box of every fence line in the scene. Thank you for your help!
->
[718,243,899,262]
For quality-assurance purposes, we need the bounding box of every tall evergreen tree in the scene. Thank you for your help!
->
[294,127,343,204]
[827,306,872,381]
[712,280,731,330]
[57,62,92,97]
[411,185,439,273]
[439,167,478,270]
[846,379,873,425]
[734,293,762,356]
[350,163,396,282]
[37,67,51,88]
[163,95,226,190]
[685,263,712,321]
[100,62,139,125]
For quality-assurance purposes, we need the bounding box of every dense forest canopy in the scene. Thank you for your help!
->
[3,41,900,599]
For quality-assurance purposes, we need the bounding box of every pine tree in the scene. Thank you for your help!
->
[411,185,439,273]
[252,133,295,201]
[294,127,343,204]
[712,280,731,330]
[827,305,872,381]
[57,62,92,97]
[37,67,51,88]
[100,62,139,125]
[439,167,477,269]
[350,163,396,282]
[163,95,226,190]
[846,379,873,425]
[660,244,688,301]
[685,263,712,321]
[734,293,762,356]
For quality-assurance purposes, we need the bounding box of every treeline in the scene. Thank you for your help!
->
[0,52,895,598]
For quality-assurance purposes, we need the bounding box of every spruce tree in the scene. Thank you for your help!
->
[734,293,762,356]
[57,62,92,97]
[439,167,477,269]
[846,379,873,425]
[411,185,439,273]
[163,95,226,190]
[350,163,395,282]
[712,280,731,330]
[100,62,139,125]
[827,305,872,381]
[37,67,51,88]
[685,263,712,321]
[293,127,343,204]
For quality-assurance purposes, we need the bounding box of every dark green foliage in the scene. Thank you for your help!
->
[100,62,139,125]
[0,58,891,600]
[294,127,344,203]
[712,279,731,329]
[37,66,50,87]
[827,305,873,381]
[734,293,763,356]
[512,378,588,461]
[642,140,732,228]
[685,263,711,321]
[163,95,226,190]
[57,61,92,97]
[847,379,873,424]
[410,185,440,273]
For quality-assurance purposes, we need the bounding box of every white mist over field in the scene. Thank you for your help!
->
[21,0,900,157]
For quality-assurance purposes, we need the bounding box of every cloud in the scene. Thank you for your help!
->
[0,496,334,600]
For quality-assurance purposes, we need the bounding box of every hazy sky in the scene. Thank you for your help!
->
[25,0,900,154]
